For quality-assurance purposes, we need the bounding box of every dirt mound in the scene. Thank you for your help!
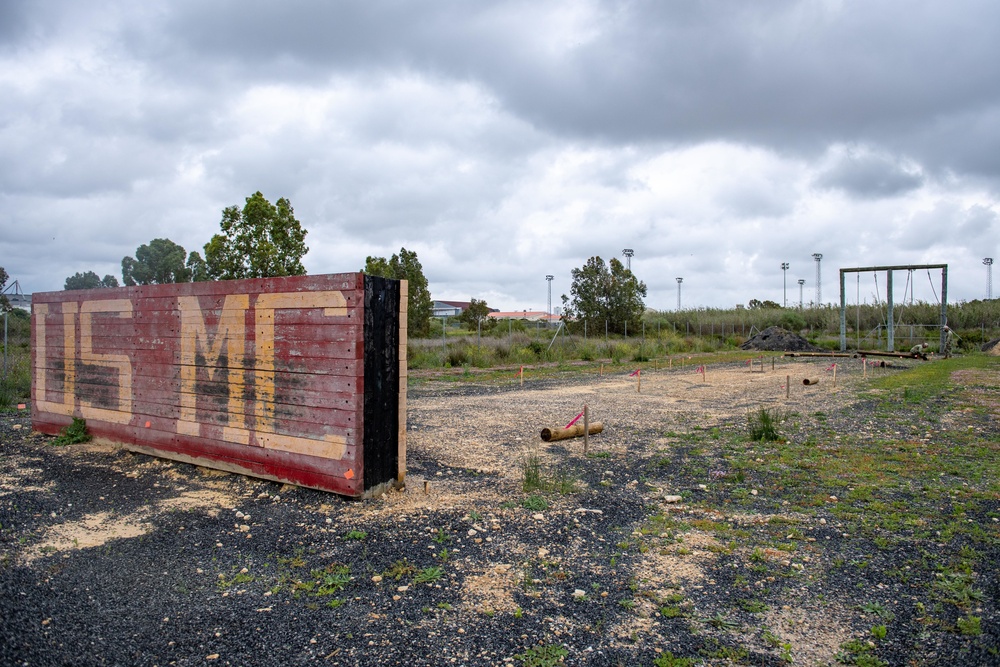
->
[981,338,1000,355]
[740,326,823,352]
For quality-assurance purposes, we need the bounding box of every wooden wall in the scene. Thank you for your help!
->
[31,273,406,497]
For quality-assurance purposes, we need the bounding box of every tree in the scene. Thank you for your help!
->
[204,191,308,280]
[65,271,120,291]
[458,298,496,332]
[748,299,781,310]
[122,238,192,286]
[561,256,647,335]
[186,251,210,282]
[363,247,433,337]
[0,267,10,311]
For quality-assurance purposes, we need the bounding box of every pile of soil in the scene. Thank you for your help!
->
[740,325,823,352]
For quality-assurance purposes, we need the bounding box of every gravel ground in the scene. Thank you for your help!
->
[1,356,998,666]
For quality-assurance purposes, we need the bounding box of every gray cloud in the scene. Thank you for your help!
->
[1,0,998,311]
[816,148,924,199]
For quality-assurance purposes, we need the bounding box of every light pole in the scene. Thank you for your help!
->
[545,275,554,319]
[676,277,683,311]
[812,253,823,305]
[985,258,994,299]
[798,279,805,309]
[622,249,634,272]
[781,262,789,307]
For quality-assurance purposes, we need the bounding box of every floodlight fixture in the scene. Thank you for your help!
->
[812,254,823,305]
[781,262,789,307]
[545,275,554,317]
[622,248,634,272]
[985,258,994,300]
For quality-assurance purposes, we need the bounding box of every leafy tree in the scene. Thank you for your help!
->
[748,299,781,309]
[363,247,433,337]
[122,238,192,285]
[561,256,647,335]
[186,251,210,282]
[204,191,308,280]
[458,298,496,332]
[0,267,10,311]
[65,271,120,291]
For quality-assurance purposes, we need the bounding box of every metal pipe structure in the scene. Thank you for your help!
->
[838,264,948,352]
[676,277,683,311]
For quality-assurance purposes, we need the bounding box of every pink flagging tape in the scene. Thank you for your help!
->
[825,363,837,371]
[629,369,640,377]
[565,411,585,428]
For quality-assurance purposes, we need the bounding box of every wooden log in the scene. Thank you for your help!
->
[540,422,604,442]
[803,378,820,385]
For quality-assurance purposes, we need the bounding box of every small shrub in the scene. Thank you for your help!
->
[653,652,696,667]
[522,495,548,511]
[51,417,91,446]
[413,566,443,584]
[445,346,469,367]
[384,560,416,580]
[522,453,544,493]
[957,615,981,636]
[747,408,782,442]
[515,644,568,667]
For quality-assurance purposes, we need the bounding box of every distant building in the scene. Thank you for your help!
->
[9,292,31,311]
[432,300,472,317]
[488,311,561,324]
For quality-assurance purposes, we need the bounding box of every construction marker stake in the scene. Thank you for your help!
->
[565,410,585,429]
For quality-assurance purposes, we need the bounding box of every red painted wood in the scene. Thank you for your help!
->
[31,272,375,496]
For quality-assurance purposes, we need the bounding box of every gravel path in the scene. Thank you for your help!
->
[2,356,997,666]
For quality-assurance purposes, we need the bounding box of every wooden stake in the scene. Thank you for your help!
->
[637,369,641,393]
[600,363,604,377]
[833,364,837,387]
[863,359,867,379]
[771,357,775,371]
[786,375,790,399]
[669,357,672,369]
[520,365,524,387]
[583,405,590,455]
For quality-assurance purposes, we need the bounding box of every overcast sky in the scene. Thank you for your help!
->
[2,0,999,313]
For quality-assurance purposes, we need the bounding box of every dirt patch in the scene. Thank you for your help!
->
[763,600,857,665]
[461,563,520,614]
[22,511,150,564]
